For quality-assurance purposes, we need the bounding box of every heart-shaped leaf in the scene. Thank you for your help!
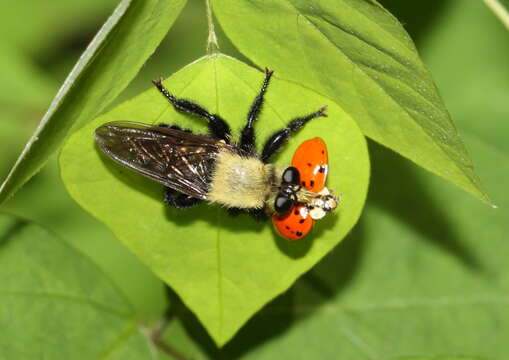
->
[211,0,490,204]
[60,54,369,345]
[0,213,155,359]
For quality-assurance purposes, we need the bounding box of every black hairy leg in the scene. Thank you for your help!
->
[239,68,274,156]
[261,106,328,163]
[227,207,269,222]
[164,187,201,209]
[152,78,231,141]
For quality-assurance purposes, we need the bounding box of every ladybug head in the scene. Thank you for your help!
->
[274,166,301,214]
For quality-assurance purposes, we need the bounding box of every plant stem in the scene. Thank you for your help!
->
[150,285,188,360]
[151,320,187,360]
[205,0,219,54]
[484,0,509,30]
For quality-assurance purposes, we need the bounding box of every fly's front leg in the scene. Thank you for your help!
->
[261,106,327,163]
[239,68,274,156]
[152,78,231,141]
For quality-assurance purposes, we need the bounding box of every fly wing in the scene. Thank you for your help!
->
[95,121,235,200]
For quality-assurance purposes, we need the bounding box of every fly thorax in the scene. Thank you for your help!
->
[208,151,272,208]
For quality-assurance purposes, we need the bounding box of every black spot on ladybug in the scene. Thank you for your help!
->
[294,209,299,215]
[310,180,315,188]
[299,219,305,224]
[319,167,325,173]
[301,181,306,187]
[296,231,303,237]
[285,226,290,230]
[307,163,312,167]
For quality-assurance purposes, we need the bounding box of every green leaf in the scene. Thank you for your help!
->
[211,0,490,204]
[59,54,369,345]
[2,155,168,322]
[159,136,508,360]
[0,0,188,204]
[421,1,509,156]
[0,213,156,359]
[156,3,509,357]
[392,357,489,360]
[483,0,509,30]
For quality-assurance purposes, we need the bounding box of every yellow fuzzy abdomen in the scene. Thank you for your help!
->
[208,152,272,209]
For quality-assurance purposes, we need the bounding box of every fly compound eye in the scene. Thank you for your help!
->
[282,166,300,185]
[274,194,295,214]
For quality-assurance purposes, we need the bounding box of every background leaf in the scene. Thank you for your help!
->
[0,0,188,204]
[60,54,370,345]
[483,0,509,30]
[392,357,489,360]
[210,0,489,204]
[0,45,56,107]
[0,213,156,359]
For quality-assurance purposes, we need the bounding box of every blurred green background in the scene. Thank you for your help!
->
[1,0,508,357]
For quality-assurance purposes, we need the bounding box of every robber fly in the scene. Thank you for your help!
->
[95,69,339,240]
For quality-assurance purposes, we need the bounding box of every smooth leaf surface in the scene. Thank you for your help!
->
[156,3,509,358]
[60,54,369,345]
[0,0,188,204]
[211,0,489,204]
[393,357,489,360]
[421,1,509,156]
[483,0,509,30]
[0,213,156,359]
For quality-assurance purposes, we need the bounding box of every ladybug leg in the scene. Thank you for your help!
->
[239,68,274,156]
[261,106,327,163]
[164,187,201,209]
[152,79,231,142]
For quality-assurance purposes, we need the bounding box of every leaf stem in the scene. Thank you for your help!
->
[150,307,188,360]
[483,0,509,30]
[205,0,219,54]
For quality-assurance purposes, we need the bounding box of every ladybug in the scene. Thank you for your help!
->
[272,138,338,240]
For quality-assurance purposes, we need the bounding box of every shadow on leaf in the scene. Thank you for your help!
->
[380,0,451,45]
[0,217,28,247]
[368,140,483,271]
